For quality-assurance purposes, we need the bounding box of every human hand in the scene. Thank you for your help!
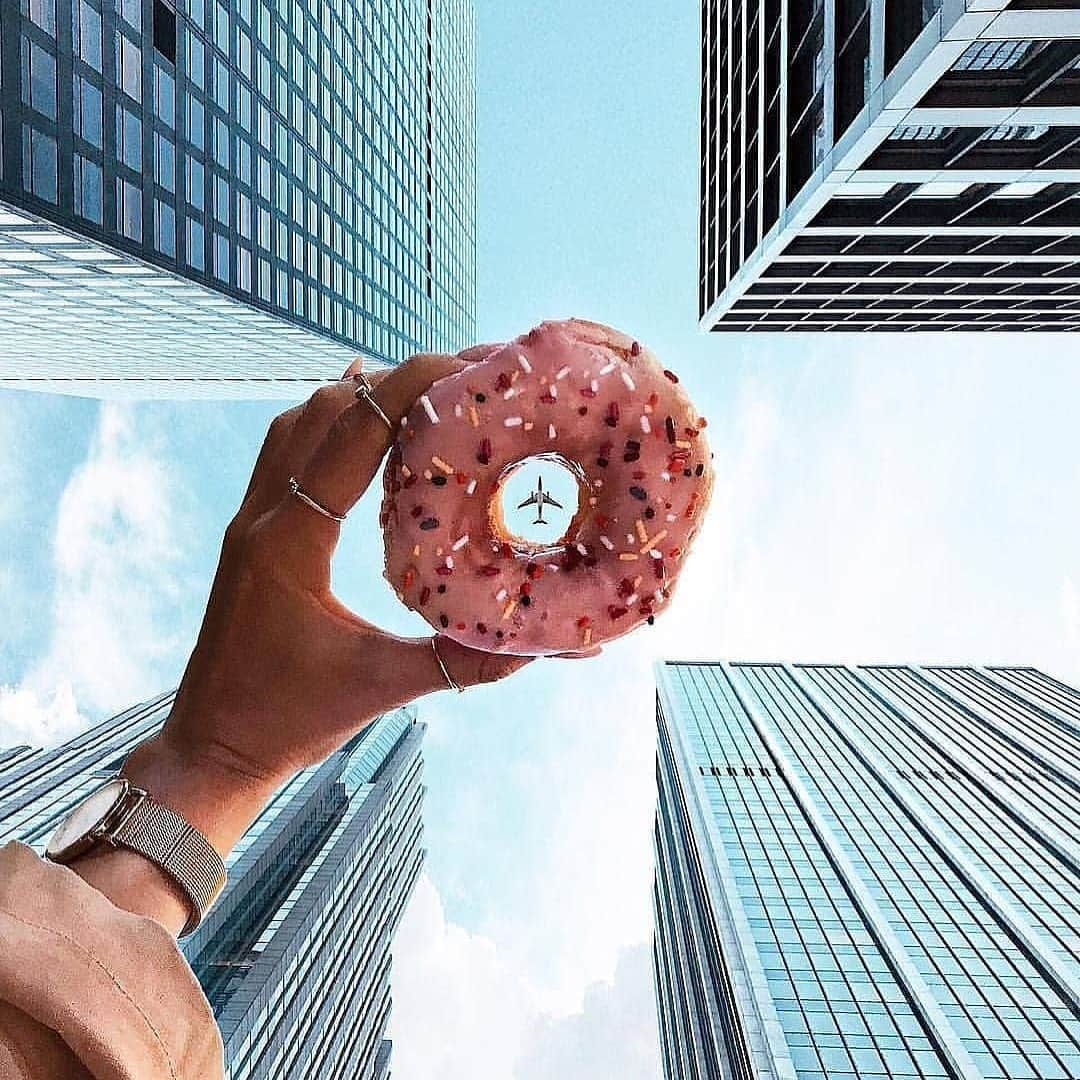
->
[123,353,532,853]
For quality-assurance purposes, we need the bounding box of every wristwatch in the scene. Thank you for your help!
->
[45,777,227,936]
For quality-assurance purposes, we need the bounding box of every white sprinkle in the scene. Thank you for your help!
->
[546,563,560,572]
[452,534,469,551]
[666,513,677,523]
[495,587,508,602]
[400,416,408,428]
[650,549,663,560]
[590,379,599,393]
[654,589,664,601]
[660,470,672,481]
[555,365,571,381]
[517,353,532,373]
[420,395,439,424]
[503,388,516,400]
[593,478,603,488]
[640,416,651,434]
[576,543,588,556]
[454,403,463,418]
[626,593,638,606]
[466,479,477,495]
[600,536,615,550]
[549,384,558,400]
[626,533,635,544]
[548,423,557,439]
[504,416,523,427]
[621,371,636,391]
[599,361,615,375]
[445,556,454,569]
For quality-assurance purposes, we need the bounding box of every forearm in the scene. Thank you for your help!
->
[66,732,280,937]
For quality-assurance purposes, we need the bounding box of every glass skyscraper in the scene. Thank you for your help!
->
[654,661,1080,1080]
[0,690,426,1078]
[699,0,1080,331]
[0,0,476,396]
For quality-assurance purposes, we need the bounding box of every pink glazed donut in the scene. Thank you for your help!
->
[380,318,713,655]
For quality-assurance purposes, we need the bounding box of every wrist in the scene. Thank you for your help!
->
[121,732,280,859]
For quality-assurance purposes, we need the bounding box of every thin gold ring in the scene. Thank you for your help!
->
[288,476,346,523]
[353,372,393,431]
[432,637,463,693]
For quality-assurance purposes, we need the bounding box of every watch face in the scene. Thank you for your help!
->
[46,779,129,861]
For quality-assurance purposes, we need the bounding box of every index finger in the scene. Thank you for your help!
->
[297,351,468,519]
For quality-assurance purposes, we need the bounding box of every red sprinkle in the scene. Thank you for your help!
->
[478,438,492,465]
[479,565,500,577]
[605,402,620,427]
[665,416,676,443]
[403,474,418,488]
[578,405,589,416]
[519,581,532,595]
[477,622,488,634]
[411,505,424,518]
[617,577,635,597]
[435,566,454,576]
[456,622,467,631]
[608,605,629,620]
[495,371,512,391]
[631,341,641,356]
[648,392,659,407]
[419,586,431,605]
[526,563,543,579]
[663,369,679,383]
[580,387,598,399]
[576,615,591,628]
[539,391,557,404]
[500,542,515,559]
[456,472,468,485]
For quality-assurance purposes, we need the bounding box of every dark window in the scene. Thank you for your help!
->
[153,0,177,64]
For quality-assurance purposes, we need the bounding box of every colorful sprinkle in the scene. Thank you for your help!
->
[502,599,518,620]
[469,405,480,427]
[619,553,640,562]
[432,455,455,474]
[420,395,439,424]
[641,529,669,553]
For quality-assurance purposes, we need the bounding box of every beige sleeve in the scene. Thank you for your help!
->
[0,841,224,1080]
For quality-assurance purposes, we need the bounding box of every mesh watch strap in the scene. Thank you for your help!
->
[111,795,227,936]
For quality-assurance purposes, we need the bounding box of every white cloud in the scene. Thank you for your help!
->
[391,873,537,1079]
[0,403,188,749]
[516,944,660,1080]
[392,876,660,1080]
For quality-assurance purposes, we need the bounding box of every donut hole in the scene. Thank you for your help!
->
[491,454,584,550]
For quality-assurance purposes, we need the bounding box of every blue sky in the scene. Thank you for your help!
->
[2,1,1080,1077]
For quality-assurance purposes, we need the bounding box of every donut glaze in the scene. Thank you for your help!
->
[380,318,713,655]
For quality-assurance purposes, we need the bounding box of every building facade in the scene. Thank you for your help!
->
[654,660,1080,1080]
[0,691,426,1079]
[0,0,476,396]
[700,0,1080,331]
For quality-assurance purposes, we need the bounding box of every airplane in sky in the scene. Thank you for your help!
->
[517,476,563,525]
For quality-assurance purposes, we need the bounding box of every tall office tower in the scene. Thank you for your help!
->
[654,661,1080,1080]
[700,1,1080,332]
[0,691,426,1079]
[0,0,476,396]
